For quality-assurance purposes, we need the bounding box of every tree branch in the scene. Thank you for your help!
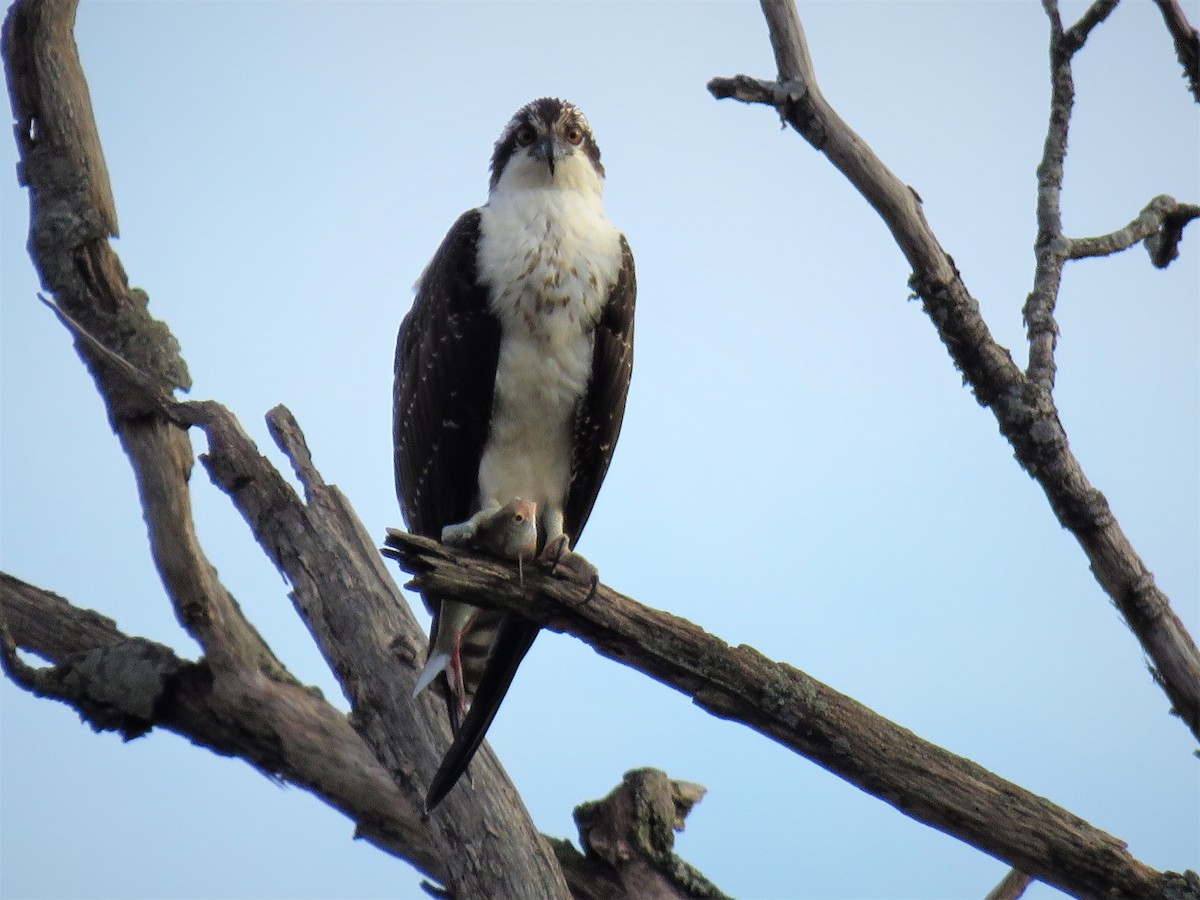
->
[1063,195,1200,264]
[985,868,1035,900]
[1025,0,1086,390]
[1,574,719,899]
[1027,2,1196,380]
[382,529,1199,900]
[0,571,445,882]
[1060,0,1120,55]
[187,399,569,898]
[4,0,268,678]
[708,0,1200,749]
[1151,0,1200,102]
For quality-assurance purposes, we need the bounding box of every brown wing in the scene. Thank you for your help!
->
[393,209,500,539]
[563,234,637,546]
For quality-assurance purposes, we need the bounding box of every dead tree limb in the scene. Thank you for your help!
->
[1151,0,1200,102]
[0,571,444,881]
[0,574,716,900]
[708,0,1200,746]
[985,868,1035,900]
[550,769,730,900]
[383,528,1198,900]
[1064,196,1200,266]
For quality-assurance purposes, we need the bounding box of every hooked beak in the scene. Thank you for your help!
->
[531,135,556,176]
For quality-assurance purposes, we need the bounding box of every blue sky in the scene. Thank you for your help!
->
[2,2,1197,898]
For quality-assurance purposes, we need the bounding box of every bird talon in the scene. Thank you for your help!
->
[537,533,569,573]
[582,573,599,604]
[543,547,600,604]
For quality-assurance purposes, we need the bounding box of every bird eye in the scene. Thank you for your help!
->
[515,126,536,146]
[565,126,584,145]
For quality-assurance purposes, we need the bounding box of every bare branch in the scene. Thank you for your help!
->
[383,529,1198,900]
[985,868,1035,900]
[709,0,1200,748]
[1060,0,1120,55]
[1028,1,1197,382]
[189,400,572,898]
[1027,0,1120,387]
[1064,195,1200,263]
[2,572,725,899]
[1026,0,1083,390]
[1152,0,1200,102]
[4,0,277,679]
[0,571,446,881]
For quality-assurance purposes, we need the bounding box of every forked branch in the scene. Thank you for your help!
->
[0,573,717,899]
[709,0,1200,750]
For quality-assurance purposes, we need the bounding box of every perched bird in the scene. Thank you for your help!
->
[393,97,636,811]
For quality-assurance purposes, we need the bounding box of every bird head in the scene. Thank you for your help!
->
[489,98,605,194]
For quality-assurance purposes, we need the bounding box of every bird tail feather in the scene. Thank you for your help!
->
[425,614,538,811]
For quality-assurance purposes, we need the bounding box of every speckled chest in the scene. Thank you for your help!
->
[479,189,622,341]
[473,187,623,511]
[478,188,622,405]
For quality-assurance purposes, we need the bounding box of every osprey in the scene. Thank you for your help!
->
[394,97,636,810]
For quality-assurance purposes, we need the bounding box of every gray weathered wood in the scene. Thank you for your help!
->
[383,528,1198,900]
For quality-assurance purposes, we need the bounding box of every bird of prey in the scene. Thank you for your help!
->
[393,97,636,811]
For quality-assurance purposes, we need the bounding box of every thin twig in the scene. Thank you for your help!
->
[1066,196,1200,262]
[1062,0,1120,54]
[985,868,1035,900]
[1025,0,1103,390]
[1152,0,1200,102]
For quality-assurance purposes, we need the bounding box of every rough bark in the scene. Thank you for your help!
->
[550,769,729,900]
[184,398,568,897]
[707,0,1200,747]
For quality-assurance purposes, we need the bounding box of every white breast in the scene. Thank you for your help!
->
[475,185,623,538]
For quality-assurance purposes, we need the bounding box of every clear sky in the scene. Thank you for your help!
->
[2,2,1197,898]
